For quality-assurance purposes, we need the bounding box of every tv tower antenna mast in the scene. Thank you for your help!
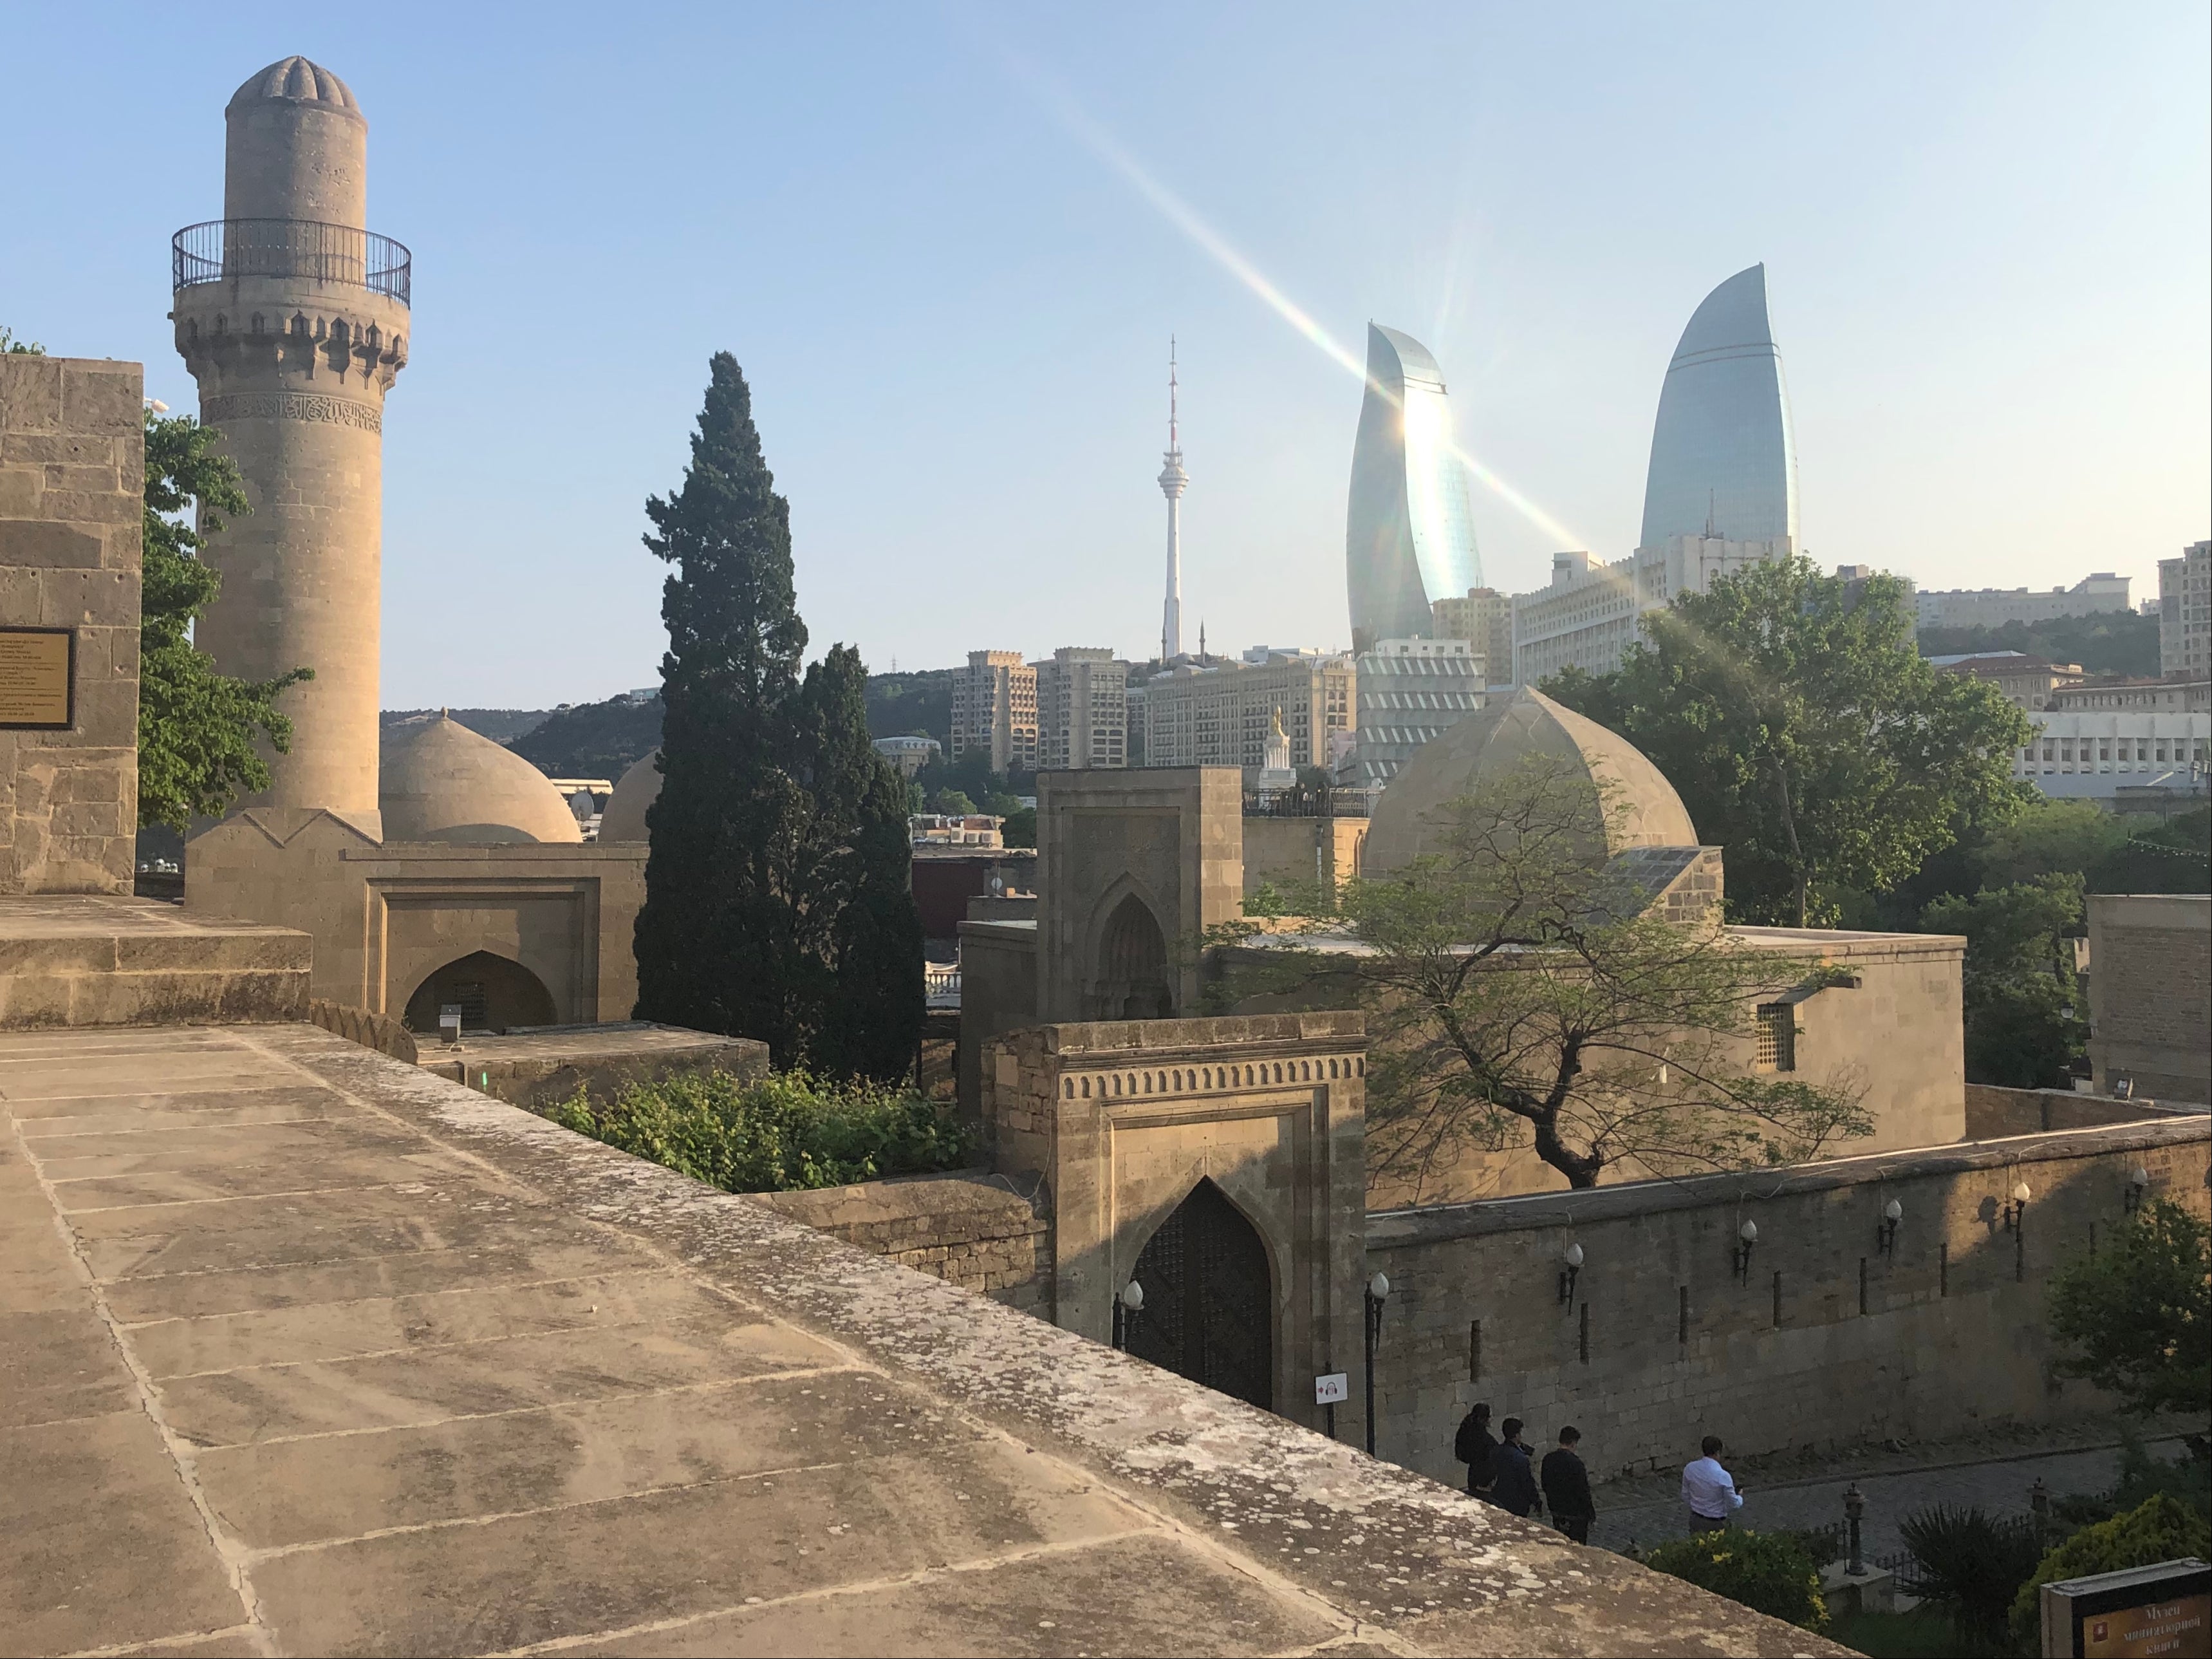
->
[1158,339,1188,663]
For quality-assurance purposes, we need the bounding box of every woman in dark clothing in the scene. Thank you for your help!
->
[1492,1418,1541,1518]
[1454,1401,1498,1498]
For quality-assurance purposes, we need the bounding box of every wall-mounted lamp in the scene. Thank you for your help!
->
[1362,1272,1391,1455]
[1113,1278,1144,1351]
[1557,1242,1585,1306]
[1877,1199,1902,1255]
[2003,1181,2032,1233]
[1733,1219,1758,1282]
[2124,1167,2151,1214]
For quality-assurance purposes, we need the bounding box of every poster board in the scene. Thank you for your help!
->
[2041,1558,2211,1658]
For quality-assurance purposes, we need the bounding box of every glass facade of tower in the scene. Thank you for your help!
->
[1638,264,1799,550]
[1346,325,1482,650]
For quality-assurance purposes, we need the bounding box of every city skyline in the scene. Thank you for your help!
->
[4,5,2205,705]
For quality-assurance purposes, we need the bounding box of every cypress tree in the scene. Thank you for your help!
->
[633,355,922,1078]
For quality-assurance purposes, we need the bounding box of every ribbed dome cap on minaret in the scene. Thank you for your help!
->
[227,57,363,118]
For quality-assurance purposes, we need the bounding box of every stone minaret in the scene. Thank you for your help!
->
[1157,341,1187,664]
[172,57,409,829]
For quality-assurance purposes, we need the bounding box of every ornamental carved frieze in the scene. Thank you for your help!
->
[200,392,383,433]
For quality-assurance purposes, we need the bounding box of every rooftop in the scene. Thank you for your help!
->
[1,1020,1832,1656]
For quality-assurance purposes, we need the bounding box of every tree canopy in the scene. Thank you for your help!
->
[1224,755,1872,1193]
[631,354,922,1080]
[136,412,309,832]
[1547,558,2033,926]
[2047,1198,2211,1419]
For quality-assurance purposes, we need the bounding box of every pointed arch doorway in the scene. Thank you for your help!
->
[1125,1179,1274,1411]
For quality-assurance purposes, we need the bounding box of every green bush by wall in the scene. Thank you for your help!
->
[544,1067,967,1193]
[1639,1528,1828,1631]
[2009,1494,2212,1652]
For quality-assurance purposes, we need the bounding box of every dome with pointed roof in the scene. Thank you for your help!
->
[379,715,582,845]
[227,57,362,118]
[1362,687,1698,874]
[596,750,662,843]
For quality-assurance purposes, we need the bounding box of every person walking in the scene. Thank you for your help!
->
[1454,1401,1499,1500]
[1539,1426,1597,1544]
[1681,1435,1743,1531]
[1493,1418,1541,1519]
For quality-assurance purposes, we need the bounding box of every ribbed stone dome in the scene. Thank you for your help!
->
[596,749,662,843]
[379,715,583,845]
[227,57,362,117]
[1363,687,1698,874]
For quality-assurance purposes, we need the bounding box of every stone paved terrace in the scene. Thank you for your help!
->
[0,1023,1839,1657]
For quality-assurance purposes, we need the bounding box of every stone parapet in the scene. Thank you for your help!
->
[757,1170,1053,1316]
[0,355,143,895]
[0,894,310,1027]
[422,1021,768,1112]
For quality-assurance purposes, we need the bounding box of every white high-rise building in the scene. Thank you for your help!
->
[949,650,1037,773]
[1915,574,2132,630]
[1510,537,1781,686]
[2161,541,2211,682]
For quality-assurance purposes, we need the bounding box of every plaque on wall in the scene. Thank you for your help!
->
[0,628,75,730]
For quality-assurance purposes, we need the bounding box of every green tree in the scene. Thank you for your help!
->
[1921,874,2085,1088]
[2,325,44,354]
[1225,756,1872,1192]
[632,354,922,1080]
[136,412,310,832]
[1548,558,2032,926]
[2046,1199,2211,1418]
[2010,1495,2212,1651]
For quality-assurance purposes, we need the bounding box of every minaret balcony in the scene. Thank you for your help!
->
[172,219,411,307]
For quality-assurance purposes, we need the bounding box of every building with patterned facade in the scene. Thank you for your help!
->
[2014,711,2209,802]
[1430,587,1515,689]
[1345,325,1482,651]
[1034,648,1128,771]
[1351,637,1483,787]
[1137,652,1353,776]
[2162,541,2211,682]
[949,650,1037,773]
[1510,536,1783,685]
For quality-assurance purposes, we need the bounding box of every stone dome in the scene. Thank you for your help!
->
[379,715,583,845]
[228,57,362,117]
[596,749,662,843]
[1362,687,1698,874]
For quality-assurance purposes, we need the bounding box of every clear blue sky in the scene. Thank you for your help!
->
[7,3,2206,708]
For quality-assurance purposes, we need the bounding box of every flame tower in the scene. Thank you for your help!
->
[1158,342,1187,663]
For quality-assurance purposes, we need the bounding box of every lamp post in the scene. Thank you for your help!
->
[1113,1279,1144,1352]
[2124,1167,2150,1214]
[1363,1271,1389,1456]
[1877,1199,1902,1255]
[1557,1242,1585,1307]
[1733,1219,1758,1282]
[2003,1181,2032,1232]
[1844,1483,1865,1575]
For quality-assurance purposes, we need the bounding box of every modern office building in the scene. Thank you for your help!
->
[1139,652,1354,776]
[2161,541,2211,682]
[1034,648,1128,771]
[949,650,1037,773]
[2014,711,2209,803]
[1352,637,1484,788]
[1431,588,1515,689]
[1914,574,2132,630]
[1639,264,1798,551]
[1509,536,1780,685]
[1345,325,1482,651]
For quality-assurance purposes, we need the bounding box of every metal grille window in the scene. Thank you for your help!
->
[1754,1004,1796,1072]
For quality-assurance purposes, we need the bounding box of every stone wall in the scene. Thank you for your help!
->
[954,917,1036,1121]
[0,356,142,895]
[754,1171,1053,1317]
[1364,1116,2211,1488]
[423,1022,767,1112]
[1964,1082,2205,1139]
[2088,894,2210,1103]
[1241,814,1366,900]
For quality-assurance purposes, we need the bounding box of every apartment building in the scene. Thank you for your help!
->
[1431,587,1516,689]
[1352,636,1484,788]
[1034,648,1128,771]
[1915,572,2132,630]
[949,650,1037,773]
[1510,535,1787,685]
[2014,711,2210,802]
[2161,541,2211,682]
[1139,651,1354,776]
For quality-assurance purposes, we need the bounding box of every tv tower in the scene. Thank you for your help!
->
[1158,339,1188,663]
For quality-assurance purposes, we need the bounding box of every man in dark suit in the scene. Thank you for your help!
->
[1541,1425,1597,1544]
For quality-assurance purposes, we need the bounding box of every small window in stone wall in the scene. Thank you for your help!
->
[1754,1004,1796,1073]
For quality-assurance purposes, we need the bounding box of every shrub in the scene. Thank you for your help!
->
[1897,1503,2045,1652]
[2009,1494,2212,1652]
[1640,1528,1828,1631]
[2047,1199,2212,1418]
[544,1067,967,1193]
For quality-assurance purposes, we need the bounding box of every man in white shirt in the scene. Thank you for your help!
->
[1681,1435,1744,1530]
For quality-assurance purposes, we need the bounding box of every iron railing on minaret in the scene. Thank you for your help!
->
[171,219,411,306]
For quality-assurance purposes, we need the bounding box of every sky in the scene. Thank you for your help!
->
[6,4,2207,708]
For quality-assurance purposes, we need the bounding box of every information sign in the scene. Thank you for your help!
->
[0,628,73,729]
[1314,1372,1348,1405]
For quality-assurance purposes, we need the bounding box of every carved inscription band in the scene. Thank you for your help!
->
[201,392,382,433]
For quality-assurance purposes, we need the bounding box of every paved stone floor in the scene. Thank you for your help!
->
[1,1023,1834,1658]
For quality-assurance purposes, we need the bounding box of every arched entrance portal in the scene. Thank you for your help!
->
[1126,1179,1274,1411]
[1095,892,1171,1020]
[403,951,557,1035]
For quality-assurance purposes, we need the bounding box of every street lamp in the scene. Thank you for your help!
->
[1113,1279,1144,1351]
[1363,1271,1389,1456]
[1557,1241,1585,1307]
[1876,1199,1902,1255]
[2124,1167,2150,1214]
[1733,1218,1758,1282]
[2003,1181,2032,1233]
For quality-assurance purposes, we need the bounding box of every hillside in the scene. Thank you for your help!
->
[1917,608,2162,677]
[867,668,955,747]
[380,707,553,744]
[505,694,663,781]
